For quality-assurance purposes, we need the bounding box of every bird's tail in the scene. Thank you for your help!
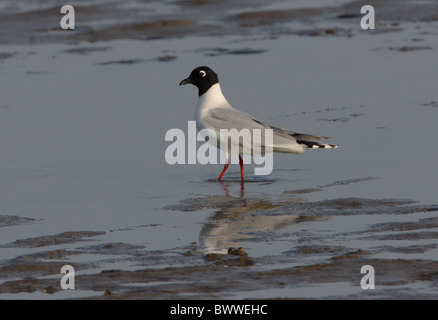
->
[297,140,339,149]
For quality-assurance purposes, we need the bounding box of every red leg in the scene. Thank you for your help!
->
[218,159,229,181]
[239,155,244,181]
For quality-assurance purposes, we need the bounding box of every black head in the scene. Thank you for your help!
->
[179,66,219,96]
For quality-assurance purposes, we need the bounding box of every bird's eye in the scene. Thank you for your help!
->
[199,70,206,77]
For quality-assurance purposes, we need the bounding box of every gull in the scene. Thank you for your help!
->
[179,66,338,181]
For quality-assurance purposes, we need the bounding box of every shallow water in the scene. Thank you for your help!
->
[1,0,438,299]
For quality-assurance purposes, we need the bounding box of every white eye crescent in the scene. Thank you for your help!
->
[199,70,206,77]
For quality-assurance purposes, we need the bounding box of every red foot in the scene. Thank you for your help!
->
[239,155,244,181]
[218,161,229,181]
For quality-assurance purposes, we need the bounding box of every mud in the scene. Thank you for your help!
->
[1,231,105,248]
[0,215,35,228]
[1,189,437,299]
[1,0,438,45]
[423,101,438,108]
[1,0,438,300]
[95,55,177,66]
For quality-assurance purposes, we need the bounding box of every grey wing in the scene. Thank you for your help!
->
[204,108,266,132]
[206,108,329,141]
[256,120,330,141]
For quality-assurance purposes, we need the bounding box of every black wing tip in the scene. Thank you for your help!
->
[297,140,339,149]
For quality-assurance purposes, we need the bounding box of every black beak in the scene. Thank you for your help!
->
[179,77,192,86]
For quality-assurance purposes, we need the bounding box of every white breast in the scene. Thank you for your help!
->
[195,83,232,131]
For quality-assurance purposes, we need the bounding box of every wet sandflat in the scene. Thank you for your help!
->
[1,192,437,299]
[1,0,438,299]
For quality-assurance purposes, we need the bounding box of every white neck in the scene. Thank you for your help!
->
[196,83,231,111]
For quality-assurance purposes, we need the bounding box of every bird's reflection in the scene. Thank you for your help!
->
[199,183,303,255]
[219,180,244,197]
